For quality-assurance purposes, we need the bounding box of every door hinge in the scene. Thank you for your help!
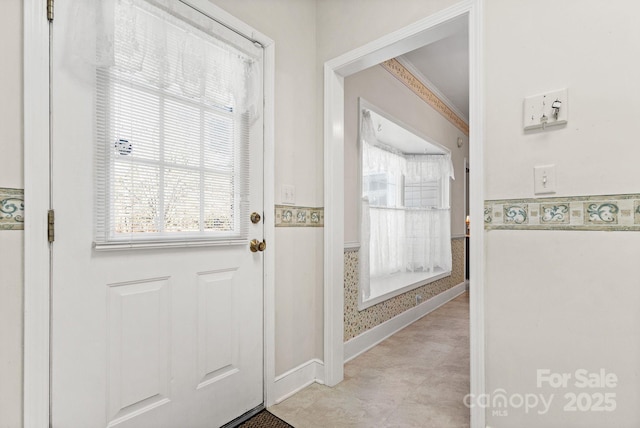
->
[47,0,54,22]
[47,209,55,243]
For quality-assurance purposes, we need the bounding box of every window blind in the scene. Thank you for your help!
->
[94,0,262,248]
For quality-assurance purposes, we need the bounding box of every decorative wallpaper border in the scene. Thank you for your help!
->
[0,188,24,230]
[275,205,324,227]
[485,194,640,231]
[381,58,470,136]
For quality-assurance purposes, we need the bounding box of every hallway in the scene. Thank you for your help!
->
[269,293,470,427]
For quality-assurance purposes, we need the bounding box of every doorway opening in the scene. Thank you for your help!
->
[322,1,485,427]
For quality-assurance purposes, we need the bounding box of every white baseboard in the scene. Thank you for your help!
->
[344,282,466,363]
[272,358,325,404]
[271,283,465,404]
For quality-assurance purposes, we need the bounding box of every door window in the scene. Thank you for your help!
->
[94,0,262,248]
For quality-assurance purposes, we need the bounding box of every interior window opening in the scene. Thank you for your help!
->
[359,100,453,309]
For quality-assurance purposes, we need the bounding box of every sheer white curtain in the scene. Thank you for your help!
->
[360,197,371,301]
[64,0,262,117]
[404,154,453,273]
[66,0,264,245]
[360,111,454,293]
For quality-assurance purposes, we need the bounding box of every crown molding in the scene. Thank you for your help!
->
[381,58,469,136]
[396,56,469,124]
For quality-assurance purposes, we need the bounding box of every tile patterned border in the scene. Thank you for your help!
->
[381,58,470,136]
[275,205,324,227]
[485,194,640,231]
[0,188,24,230]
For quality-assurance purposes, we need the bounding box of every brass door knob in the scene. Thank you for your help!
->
[250,212,262,224]
[250,239,266,252]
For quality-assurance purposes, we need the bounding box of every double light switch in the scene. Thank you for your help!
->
[523,89,568,131]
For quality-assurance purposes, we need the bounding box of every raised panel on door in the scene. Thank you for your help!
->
[107,277,171,426]
[197,269,239,390]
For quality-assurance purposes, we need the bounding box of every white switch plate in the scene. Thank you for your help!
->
[534,165,556,194]
[282,184,295,205]
[523,89,568,130]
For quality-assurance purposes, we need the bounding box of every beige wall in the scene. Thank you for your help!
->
[209,0,464,378]
[485,1,640,426]
[0,0,23,427]
[10,1,640,427]
[342,62,468,341]
[316,0,462,64]
[208,0,323,375]
[6,0,463,420]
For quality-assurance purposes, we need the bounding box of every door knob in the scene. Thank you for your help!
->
[250,239,266,252]
[250,212,262,224]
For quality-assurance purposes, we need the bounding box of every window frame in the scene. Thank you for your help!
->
[93,0,260,250]
[357,98,453,309]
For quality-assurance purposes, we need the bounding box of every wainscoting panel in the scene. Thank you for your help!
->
[344,237,465,341]
[344,281,466,363]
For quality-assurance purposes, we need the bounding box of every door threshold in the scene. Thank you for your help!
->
[221,404,265,428]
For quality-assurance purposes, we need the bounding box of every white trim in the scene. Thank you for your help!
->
[468,2,486,427]
[359,270,451,311]
[395,56,469,124]
[344,282,466,363]
[323,1,485,427]
[272,359,325,405]
[323,61,345,387]
[452,233,467,239]
[359,97,451,154]
[262,37,277,408]
[23,1,50,426]
[326,8,468,78]
[23,0,278,422]
[93,239,249,251]
[344,241,360,251]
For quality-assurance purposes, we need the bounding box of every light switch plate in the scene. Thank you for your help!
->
[524,89,568,130]
[534,165,556,194]
[282,184,295,205]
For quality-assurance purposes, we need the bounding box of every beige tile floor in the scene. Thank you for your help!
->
[269,292,470,428]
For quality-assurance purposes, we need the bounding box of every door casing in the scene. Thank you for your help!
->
[322,1,486,427]
[23,0,277,424]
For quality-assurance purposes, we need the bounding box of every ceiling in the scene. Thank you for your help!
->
[360,22,469,152]
[400,25,469,121]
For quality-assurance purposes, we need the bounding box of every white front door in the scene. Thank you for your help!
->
[51,1,265,427]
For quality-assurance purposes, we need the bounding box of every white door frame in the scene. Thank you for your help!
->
[23,1,277,425]
[322,1,485,427]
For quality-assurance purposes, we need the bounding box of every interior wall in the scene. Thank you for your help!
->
[485,1,640,426]
[344,239,465,340]
[0,0,23,426]
[316,0,464,64]
[316,0,466,216]
[208,0,322,376]
[344,64,468,243]
[12,2,638,426]
[342,63,468,340]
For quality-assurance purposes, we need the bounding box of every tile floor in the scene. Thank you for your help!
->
[269,292,470,427]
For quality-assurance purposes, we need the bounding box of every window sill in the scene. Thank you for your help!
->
[93,238,247,251]
[358,268,450,310]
